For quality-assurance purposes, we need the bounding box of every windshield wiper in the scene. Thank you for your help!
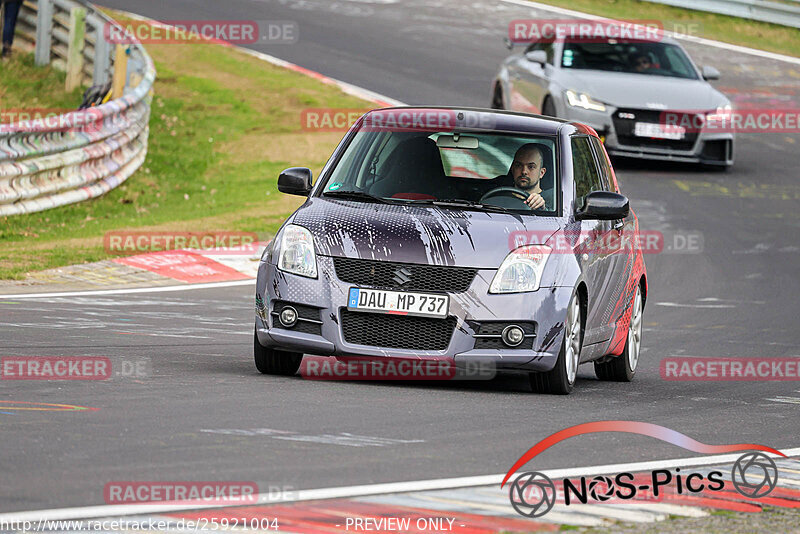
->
[322,190,392,204]
[411,198,516,214]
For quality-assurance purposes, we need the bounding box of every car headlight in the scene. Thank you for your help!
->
[490,245,552,294]
[277,224,317,278]
[565,90,607,112]
[705,104,733,122]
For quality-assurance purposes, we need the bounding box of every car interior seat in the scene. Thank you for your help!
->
[369,136,451,200]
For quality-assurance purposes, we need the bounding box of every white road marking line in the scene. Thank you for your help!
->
[500,0,800,65]
[0,280,255,299]
[2,448,798,522]
[766,396,800,405]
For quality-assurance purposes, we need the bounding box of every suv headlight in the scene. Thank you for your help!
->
[565,90,606,112]
[490,245,551,294]
[277,224,317,278]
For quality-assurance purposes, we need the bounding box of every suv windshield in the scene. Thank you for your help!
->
[319,122,559,215]
[562,40,698,80]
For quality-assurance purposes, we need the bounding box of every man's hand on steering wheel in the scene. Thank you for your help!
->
[525,192,545,210]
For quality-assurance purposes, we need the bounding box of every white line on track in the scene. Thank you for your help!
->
[501,0,800,65]
[2,447,798,522]
[0,279,255,300]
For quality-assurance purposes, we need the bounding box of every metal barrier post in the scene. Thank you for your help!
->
[91,14,110,86]
[34,0,53,66]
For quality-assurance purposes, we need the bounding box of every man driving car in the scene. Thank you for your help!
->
[482,143,552,210]
[510,143,551,209]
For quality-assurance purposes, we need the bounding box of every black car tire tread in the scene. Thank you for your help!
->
[594,287,639,382]
[530,293,582,395]
[254,330,303,375]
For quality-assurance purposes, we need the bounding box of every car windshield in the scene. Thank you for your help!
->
[562,40,698,80]
[320,123,559,215]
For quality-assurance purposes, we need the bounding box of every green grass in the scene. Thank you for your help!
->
[523,0,800,58]
[0,19,370,279]
[0,52,85,110]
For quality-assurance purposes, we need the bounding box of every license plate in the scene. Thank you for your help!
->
[634,122,685,140]
[347,288,449,319]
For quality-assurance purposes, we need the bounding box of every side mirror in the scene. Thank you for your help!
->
[278,167,312,196]
[576,191,629,221]
[525,50,547,65]
[702,66,720,80]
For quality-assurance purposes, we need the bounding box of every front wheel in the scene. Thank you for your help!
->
[595,284,643,382]
[530,291,582,394]
[254,329,303,375]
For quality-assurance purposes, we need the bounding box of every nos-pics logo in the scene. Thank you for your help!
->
[503,421,782,518]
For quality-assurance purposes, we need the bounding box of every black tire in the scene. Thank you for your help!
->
[530,292,583,395]
[491,83,505,110]
[254,330,303,375]
[594,284,642,382]
[541,97,556,118]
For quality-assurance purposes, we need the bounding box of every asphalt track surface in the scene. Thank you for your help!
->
[2,0,800,514]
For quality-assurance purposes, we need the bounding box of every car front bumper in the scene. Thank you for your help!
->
[255,256,572,373]
[561,105,735,166]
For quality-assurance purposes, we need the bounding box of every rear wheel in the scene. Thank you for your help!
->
[530,291,582,394]
[541,97,556,118]
[491,83,505,109]
[254,329,303,375]
[595,284,643,382]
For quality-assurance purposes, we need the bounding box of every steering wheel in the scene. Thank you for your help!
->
[480,187,533,209]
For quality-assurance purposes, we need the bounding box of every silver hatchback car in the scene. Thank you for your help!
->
[491,34,734,168]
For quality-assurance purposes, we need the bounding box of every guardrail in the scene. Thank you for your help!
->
[0,0,154,216]
[643,0,800,29]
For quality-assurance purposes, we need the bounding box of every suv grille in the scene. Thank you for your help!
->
[333,257,477,292]
[340,310,456,351]
[613,108,698,151]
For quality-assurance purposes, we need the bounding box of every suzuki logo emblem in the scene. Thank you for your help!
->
[392,267,412,286]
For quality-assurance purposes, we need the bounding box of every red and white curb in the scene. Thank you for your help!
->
[2,450,798,531]
[112,242,268,284]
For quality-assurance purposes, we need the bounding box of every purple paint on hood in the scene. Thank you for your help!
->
[290,198,561,268]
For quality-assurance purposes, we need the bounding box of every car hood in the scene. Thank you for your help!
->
[290,198,562,268]
[557,70,726,110]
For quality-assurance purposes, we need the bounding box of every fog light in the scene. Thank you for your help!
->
[501,325,525,347]
[279,306,298,327]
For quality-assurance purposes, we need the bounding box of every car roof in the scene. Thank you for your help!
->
[364,106,586,136]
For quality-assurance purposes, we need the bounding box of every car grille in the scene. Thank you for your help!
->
[340,309,457,351]
[333,257,477,293]
[613,108,698,151]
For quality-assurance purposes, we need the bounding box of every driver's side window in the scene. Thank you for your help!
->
[571,137,603,209]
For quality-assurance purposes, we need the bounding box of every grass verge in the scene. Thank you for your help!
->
[0,16,371,279]
[522,0,800,58]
